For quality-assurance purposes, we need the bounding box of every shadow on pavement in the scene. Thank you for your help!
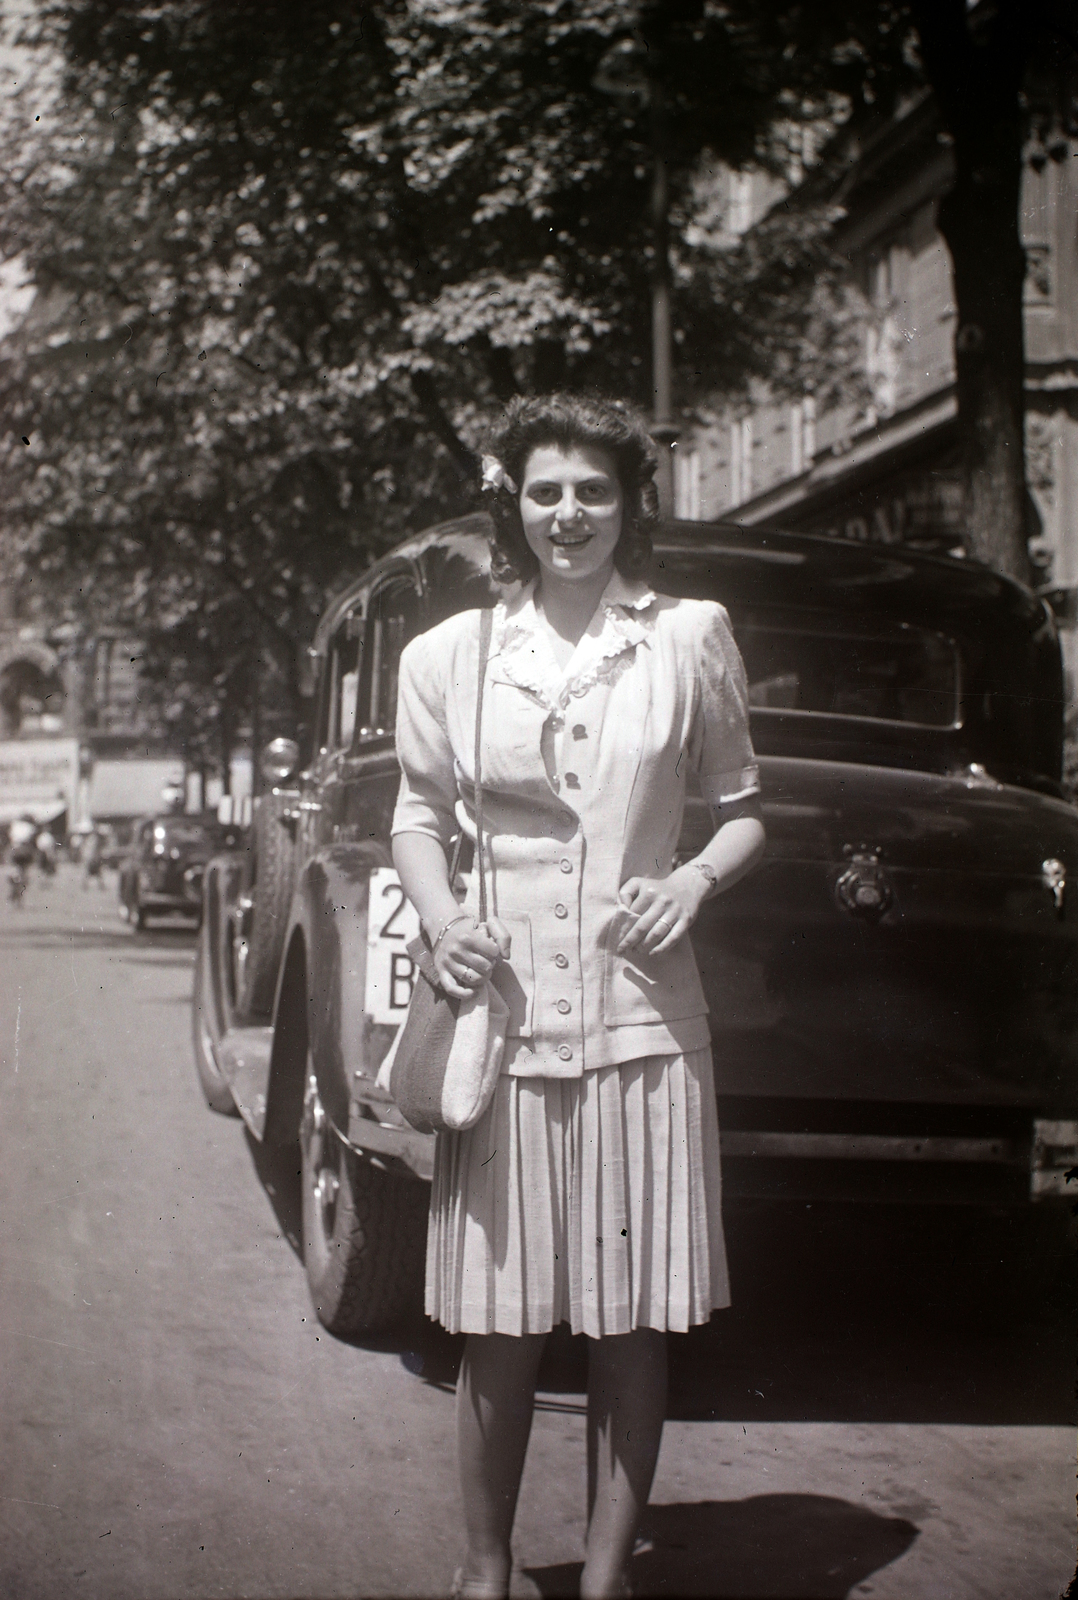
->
[239,1123,1076,1428]
[395,1200,1075,1427]
[245,1130,303,1257]
[371,1198,1076,1427]
[664,1199,1077,1428]
[524,1494,918,1599]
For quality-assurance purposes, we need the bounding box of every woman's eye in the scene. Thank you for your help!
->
[525,480,616,505]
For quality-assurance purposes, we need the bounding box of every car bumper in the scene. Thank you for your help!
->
[348,1080,1078,1204]
[137,893,202,917]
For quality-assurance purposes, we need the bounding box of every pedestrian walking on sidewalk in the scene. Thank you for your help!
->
[392,394,766,1599]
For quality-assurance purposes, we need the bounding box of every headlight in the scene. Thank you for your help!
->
[261,736,300,784]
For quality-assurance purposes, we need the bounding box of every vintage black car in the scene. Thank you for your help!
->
[120,814,240,929]
[191,514,1078,1337]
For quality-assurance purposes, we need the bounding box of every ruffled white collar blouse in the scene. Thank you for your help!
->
[491,572,657,713]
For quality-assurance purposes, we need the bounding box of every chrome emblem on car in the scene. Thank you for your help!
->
[836,847,894,920]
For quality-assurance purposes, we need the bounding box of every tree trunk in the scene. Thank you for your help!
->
[220,700,233,797]
[911,0,1035,586]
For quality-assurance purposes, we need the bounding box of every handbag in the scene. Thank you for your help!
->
[388,607,509,1135]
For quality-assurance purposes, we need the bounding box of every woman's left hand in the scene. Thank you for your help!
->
[617,867,707,956]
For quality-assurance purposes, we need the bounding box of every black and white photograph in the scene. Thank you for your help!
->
[0,3,1075,1597]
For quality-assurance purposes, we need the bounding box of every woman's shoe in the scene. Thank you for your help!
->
[450,1566,510,1600]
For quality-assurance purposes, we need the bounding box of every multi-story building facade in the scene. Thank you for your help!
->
[676,92,1078,685]
[0,591,189,830]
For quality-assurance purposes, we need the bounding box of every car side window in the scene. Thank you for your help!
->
[352,571,423,746]
[322,608,365,753]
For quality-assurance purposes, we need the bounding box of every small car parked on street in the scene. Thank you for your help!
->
[121,813,240,930]
[192,513,1078,1337]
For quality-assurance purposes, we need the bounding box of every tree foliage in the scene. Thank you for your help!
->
[0,0,920,764]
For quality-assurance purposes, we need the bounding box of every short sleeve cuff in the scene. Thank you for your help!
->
[701,765,761,808]
[390,796,455,848]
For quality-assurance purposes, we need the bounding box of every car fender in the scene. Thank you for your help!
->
[264,840,396,1145]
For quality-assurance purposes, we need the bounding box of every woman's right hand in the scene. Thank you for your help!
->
[433,916,511,998]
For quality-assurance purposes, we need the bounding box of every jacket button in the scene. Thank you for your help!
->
[556,999,572,1014]
[572,724,587,740]
[560,859,573,873]
[554,903,568,918]
[564,772,580,789]
[558,1044,573,1061]
[554,953,569,968]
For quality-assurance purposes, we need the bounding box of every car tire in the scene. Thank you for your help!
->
[301,1070,428,1337]
[191,919,240,1116]
[239,792,297,1019]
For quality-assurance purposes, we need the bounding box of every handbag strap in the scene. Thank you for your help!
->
[474,607,493,925]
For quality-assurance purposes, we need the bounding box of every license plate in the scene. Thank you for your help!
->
[365,868,422,1025]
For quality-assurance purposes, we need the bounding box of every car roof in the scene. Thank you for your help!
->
[312,512,1047,655]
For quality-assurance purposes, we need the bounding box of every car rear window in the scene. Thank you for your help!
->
[737,617,961,729]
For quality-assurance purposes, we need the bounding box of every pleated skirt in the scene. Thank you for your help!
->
[425,1047,730,1338]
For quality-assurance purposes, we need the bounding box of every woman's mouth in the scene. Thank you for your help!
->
[550,530,592,548]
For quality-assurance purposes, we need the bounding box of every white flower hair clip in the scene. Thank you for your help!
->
[480,454,518,496]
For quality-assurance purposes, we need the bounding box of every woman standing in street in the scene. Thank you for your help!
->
[392,395,765,1599]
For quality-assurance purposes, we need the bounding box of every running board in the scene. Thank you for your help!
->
[216,1027,275,1138]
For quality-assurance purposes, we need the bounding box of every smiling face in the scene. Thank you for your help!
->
[519,443,625,588]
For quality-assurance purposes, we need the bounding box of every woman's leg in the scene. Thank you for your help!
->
[582,1328,667,1599]
[456,1330,548,1595]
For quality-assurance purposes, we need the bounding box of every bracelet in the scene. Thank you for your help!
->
[689,861,719,896]
[430,912,474,954]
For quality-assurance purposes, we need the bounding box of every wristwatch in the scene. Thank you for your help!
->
[689,861,719,896]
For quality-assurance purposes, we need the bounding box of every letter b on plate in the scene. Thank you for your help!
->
[365,868,421,1024]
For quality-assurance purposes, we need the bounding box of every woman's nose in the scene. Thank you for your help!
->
[555,490,582,522]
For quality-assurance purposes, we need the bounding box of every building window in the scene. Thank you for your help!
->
[802,395,816,462]
[789,397,816,476]
[674,444,701,520]
[730,417,753,505]
[866,317,901,419]
[867,249,892,308]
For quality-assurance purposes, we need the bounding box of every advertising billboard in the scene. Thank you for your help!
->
[0,738,80,826]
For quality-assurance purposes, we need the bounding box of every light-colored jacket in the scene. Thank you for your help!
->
[392,572,759,1077]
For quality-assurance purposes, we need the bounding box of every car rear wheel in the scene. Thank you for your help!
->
[300,1069,428,1337]
[237,792,297,1019]
[191,918,239,1116]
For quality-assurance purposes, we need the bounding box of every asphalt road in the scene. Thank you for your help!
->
[0,866,1074,1600]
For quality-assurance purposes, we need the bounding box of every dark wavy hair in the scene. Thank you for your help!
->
[481,394,660,584]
